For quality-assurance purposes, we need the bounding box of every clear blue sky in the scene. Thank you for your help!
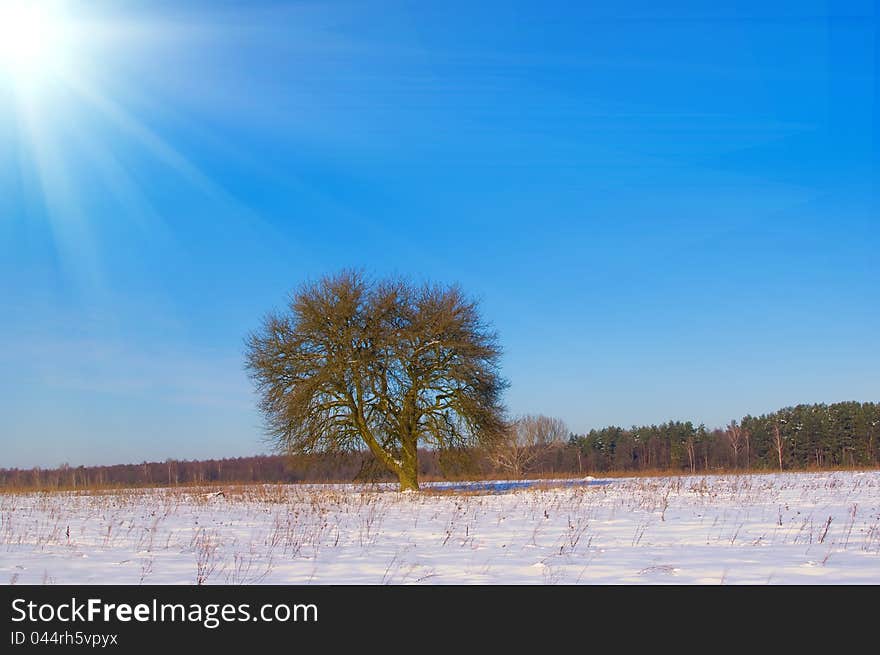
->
[1,0,877,468]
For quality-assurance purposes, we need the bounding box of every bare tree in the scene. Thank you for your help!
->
[685,436,697,474]
[772,422,785,471]
[487,414,568,477]
[725,421,743,469]
[245,271,508,491]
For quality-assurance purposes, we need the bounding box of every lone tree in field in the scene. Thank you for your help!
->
[245,271,508,491]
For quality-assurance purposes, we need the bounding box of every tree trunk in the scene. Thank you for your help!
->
[399,431,419,491]
[772,424,784,471]
[398,464,419,492]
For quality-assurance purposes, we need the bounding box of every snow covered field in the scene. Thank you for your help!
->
[2,471,878,584]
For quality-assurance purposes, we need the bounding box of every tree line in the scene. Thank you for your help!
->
[0,454,386,490]
[0,450,501,490]
[570,401,879,473]
[1,401,876,490]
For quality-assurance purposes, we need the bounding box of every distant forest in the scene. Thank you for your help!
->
[2,401,877,490]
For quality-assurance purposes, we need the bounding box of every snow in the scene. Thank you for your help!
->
[1,471,878,584]
[428,476,604,492]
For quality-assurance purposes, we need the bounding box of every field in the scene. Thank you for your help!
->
[2,471,879,584]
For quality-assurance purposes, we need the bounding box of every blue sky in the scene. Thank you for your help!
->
[1,0,877,468]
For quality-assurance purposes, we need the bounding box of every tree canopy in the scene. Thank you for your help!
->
[245,271,508,490]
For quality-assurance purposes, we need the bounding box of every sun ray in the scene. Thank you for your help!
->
[16,84,104,293]
[63,75,225,200]
[2,0,292,303]
[65,119,171,240]
[0,0,227,296]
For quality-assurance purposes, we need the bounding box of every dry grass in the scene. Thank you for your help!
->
[4,463,878,495]
[2,471,878,584]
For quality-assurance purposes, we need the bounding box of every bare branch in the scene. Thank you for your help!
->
[245,271,508,490]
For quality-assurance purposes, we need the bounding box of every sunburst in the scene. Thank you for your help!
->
[0,0,224,293]
[0,0,72,81]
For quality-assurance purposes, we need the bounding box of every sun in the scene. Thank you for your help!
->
[0,0,70,81]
